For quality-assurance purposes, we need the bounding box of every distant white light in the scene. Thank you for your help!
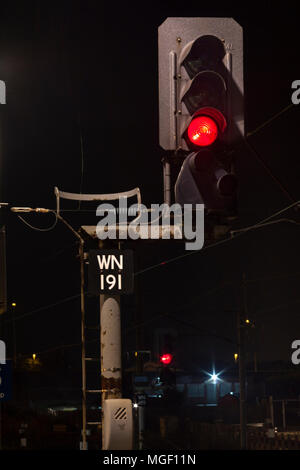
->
[133,403,138,409]
[209,372,220,384]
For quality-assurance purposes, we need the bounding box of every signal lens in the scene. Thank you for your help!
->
[160,353,173,365]
[187,115,218,147]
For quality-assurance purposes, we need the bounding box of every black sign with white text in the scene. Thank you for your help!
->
[88,250,134,295]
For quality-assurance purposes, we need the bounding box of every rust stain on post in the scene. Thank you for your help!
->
[101,377,122,397]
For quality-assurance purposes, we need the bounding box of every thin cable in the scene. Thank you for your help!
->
[230,201,300,235]
[6,265,300,330]
[252,298,300,320]
[6,207,300,324]
[245,271,300,285]
[134,233,236,276]
[244,138,295,203]
[2,279,229,326]
[231,218,300,234]
[135,201,300,276]
[16,338,99,359]
[3,293,81,323]
[163,312,236,345]
[243,103,299,203]
[15,308,236,359]
[246,103,294,138]
[246,103,296,202]
[10,241,79,268]
[13,295,300,358]
[17,211,58,232]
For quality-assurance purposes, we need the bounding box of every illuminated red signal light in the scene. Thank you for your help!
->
[187,115,218,147]
[160,353,173,365]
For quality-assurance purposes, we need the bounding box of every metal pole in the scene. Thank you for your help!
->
[9,209,89,449]
[138,395,146,450]
[237,308,247,449]
[79,241,87,450]
[238,273,248,449]
[100,293,122,448]
[254,351,258,373]
[11,305,17,367]
[54,215,88,449]
[0,402,2,450]
[163,160,171,206]
[282,400,286,431]
[269,396,274,428]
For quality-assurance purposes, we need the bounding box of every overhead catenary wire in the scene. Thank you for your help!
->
[9,97,300,354]
[6,201,300,325]
[230,201,300,235]
[246,103,295,139]
[5,267,300,328]
[243,138,295,203]
[245,271,300,285]
[134,200,300,276]
[244,102,298,203]
[11,204,300,278]
[11,100,300,268]
[2,293,81,324]
[252,298,300,320]
[13,291,300,360]
[4,111,299,373]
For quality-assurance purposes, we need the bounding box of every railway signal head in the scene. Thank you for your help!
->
[158,18,244,213]
[160,353,173,365]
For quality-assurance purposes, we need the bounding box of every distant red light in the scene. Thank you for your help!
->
[160,353,173,365]
[187,115,218,147]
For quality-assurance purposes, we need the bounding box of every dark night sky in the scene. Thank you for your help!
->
[0,0,300,377]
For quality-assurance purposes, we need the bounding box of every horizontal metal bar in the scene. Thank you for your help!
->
[81,224,184,240]
[54,186,141,202]
[87,422,102,426]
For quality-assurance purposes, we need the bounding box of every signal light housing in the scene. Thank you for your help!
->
[158,18,244,215]
[158,18,244,151]
[175,150,238,211]
[160,353,173,365]
[217,172,238,197]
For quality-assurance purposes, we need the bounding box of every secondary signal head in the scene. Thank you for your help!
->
[160,353,173,365]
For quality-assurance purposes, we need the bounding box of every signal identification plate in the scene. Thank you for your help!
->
[88,249,134,295]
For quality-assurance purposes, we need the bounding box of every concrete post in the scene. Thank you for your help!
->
[100,294,122,447]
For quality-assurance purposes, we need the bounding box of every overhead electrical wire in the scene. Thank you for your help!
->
[5,200,300,325]
[134,200,300,276]
[244,104,300,203]
[246,103,295,138]
[7,104,300,358]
